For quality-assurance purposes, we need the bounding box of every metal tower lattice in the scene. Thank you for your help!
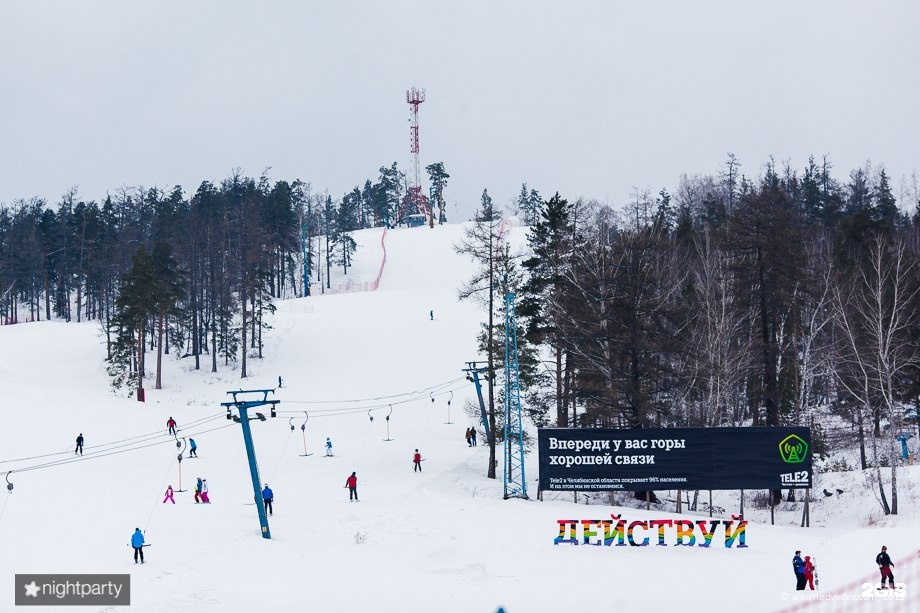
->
[400,87,429,225]
[503,292,528,500]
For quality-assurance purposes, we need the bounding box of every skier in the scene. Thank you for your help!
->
[413,449,422,472]
[430,310,434,321]
[194,477,203,503]
[465,428,472,447]
[189,438,198,458]
[345,471,358,501]
[471,428,477,447]
[876,545,895,589]
[804,556,816,590]
[162,485,175,504]
[325,437,333,457]
[167,417,177,436]
[792,550,806,590]
[262,483,274,516]
[75,433,84,455]
[131,528,145,564]
[278,376,283,388]
[200,478,210,503]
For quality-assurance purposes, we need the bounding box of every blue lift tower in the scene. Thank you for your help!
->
[503,292,528,500]
[222,389,278,539]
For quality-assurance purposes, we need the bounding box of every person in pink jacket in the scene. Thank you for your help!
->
[163,485,175,504]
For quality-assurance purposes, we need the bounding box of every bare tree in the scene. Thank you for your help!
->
[833,235,919,514]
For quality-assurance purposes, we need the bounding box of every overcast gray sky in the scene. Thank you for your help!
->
[1,1,918,220]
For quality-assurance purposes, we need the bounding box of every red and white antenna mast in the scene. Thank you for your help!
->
[406,87,430,225]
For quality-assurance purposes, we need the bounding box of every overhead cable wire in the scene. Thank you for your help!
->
[280,377,466,405]
[8,422,236,475]
[277,384,467,416]
[0,412,224,466]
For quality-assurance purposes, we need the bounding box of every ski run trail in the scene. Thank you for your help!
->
[2,222,919,612]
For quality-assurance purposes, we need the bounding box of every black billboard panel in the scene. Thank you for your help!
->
[537,427,812,491]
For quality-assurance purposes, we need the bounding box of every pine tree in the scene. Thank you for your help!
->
[456,188,503,478]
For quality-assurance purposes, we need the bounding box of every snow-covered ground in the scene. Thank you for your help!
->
[1,223,919,612]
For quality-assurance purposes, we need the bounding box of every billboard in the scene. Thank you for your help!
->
[537,427,812,491]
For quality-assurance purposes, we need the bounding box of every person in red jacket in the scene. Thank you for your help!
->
[345,472,358,501]
[413,449,422,472]
[167,417,177,436]
[804,556,816,590]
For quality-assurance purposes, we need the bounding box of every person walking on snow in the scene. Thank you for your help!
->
[470,428,477,447]
[194,477,202,503]
[189,438,197,458]
[465,428,472,447]
[792,550,806,590]
[75,433,84,455]
[262,484,274,516]
[804,556,816,590]
[200,478,210,503]
[167,417,177,436]
[413,449,422,472]
[163,485,175,504]
[876,546,895,589]
[345,472,358,501]
[131,528,145,564]
[325,437,333,457]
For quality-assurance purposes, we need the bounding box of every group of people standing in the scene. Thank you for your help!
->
[792,546,896,591]
[791,550,817,590]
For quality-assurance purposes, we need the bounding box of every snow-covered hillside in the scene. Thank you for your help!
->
[1,223,919,612]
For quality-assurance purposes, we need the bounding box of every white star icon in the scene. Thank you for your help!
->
[24,581,40,597]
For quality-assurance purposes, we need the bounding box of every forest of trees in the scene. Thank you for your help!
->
[0,160,447,397]
[3,153,919,513]
[459,156,920,513]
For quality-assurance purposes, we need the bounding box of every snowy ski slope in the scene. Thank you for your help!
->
[1,223,919,612]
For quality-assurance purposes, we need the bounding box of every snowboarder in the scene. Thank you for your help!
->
[162,485,175,504]
[471,428,477,447]
[167,417,177,436]
[131,528,145,564]
[262,483,273,516]
[465,428,472,447]
[345,471,358,501]
[804,556,816,590]
[200,478,210,503]
[413,449,422,472]
[189,438,198,458]
[325,437,333,457]
[75,433,84,455]
[792,550,806,590]
[194,477,202,503]
[876,546,895,589]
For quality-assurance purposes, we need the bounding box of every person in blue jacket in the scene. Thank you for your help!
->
[262,483,274,516]
[189,438,198,458]
[131,528,145,564]
[792,550,806,590]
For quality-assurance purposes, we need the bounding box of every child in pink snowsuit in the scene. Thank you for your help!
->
[200,478,210,503]
[163,485,175,504]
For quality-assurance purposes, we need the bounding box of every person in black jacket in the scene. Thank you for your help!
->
[876,546,895,589]
[792,550,806,590]
[75,433,84,455]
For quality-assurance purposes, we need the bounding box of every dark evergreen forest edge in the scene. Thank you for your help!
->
[1,155,919,513]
